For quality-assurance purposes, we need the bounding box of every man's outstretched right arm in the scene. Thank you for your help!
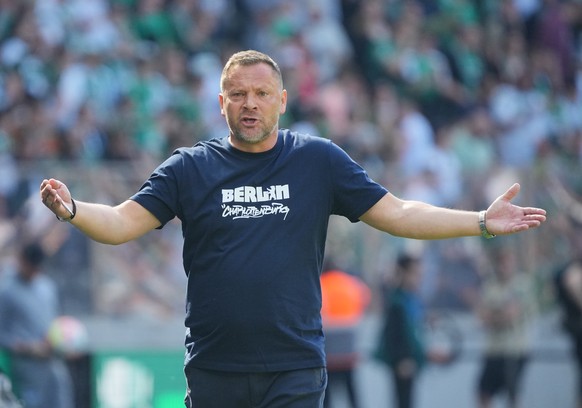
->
[40,178,161,245]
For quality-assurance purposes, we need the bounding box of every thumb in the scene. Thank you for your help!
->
[499,183,520,203]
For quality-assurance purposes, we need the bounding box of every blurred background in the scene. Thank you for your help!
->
[0,0,581,407]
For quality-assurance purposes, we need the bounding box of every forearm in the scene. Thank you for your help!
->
[394,202,479,239]
[67,201,127,244]
[68,200,159,245]
[361,184,546,239]
[41,179,160,244]
[361,195,480,240]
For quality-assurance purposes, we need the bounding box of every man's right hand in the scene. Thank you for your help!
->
[40,178,74,220]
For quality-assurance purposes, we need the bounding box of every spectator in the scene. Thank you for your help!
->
[321,265,371,408]
[554,226,582,408]
[375,254,427,408]
[475,247,537,408]
[0,241,74,408]
[555,258,582,408]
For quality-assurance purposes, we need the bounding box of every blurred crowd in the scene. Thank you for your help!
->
[1,0,582,319]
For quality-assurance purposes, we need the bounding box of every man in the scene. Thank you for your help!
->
[554,250,582,408]
[0,242,74,408]
[320,266,371,408]
[476,248,536,408]
[376,254,426,408]
[40,50,546,407]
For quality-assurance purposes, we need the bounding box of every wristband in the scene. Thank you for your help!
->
[56,199,76,222]
[478,210,495,239]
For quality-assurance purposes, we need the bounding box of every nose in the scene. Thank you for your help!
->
[243,94,258,110]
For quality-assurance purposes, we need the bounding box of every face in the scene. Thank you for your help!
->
[18,256,38,282]
[403,265,421,291]
[219,63,287,152]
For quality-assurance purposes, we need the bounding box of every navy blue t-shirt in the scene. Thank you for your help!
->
[131,129,388,372]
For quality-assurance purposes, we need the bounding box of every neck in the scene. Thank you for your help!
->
[228,131,279,153]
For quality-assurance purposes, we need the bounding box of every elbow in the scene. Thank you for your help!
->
[99,239,125,246]
[102,238,132,246]
[91,234,132,246]
[93,239,120,246]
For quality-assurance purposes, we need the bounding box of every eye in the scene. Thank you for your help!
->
[258,91,268,97]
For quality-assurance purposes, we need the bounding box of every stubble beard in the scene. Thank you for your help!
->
[231,120,278,145]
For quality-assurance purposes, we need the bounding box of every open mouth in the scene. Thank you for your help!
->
[241,117,259,126]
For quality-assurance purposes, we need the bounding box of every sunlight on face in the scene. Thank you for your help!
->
[219,63,287,152]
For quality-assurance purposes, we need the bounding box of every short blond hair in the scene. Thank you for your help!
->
[220,50,283,91]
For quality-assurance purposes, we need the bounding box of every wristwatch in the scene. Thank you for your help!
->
[479,210,496,239]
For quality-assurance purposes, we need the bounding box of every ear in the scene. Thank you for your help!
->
[280,89,287,115]
[218,93,225,116]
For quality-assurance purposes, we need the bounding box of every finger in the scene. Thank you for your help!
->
[527,218,544,227]
[41,188,51,204]
[41,186,57,203]
[510,218,543,233]
[524,214,546,222]
[522,207,547,216]
[49,178,64,189]
[41,188,61,212]
[40,184,52,200]
[510,222,540,233]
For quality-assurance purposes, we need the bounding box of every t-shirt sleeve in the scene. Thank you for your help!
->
[130,152,183,227]
[328,142,388,222]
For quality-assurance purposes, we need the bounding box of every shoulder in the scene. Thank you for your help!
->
[0,274,18,301]
[156,138,228,171]
[280,129,352,164]
[173,138,228,158]
[281,129,331,148]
